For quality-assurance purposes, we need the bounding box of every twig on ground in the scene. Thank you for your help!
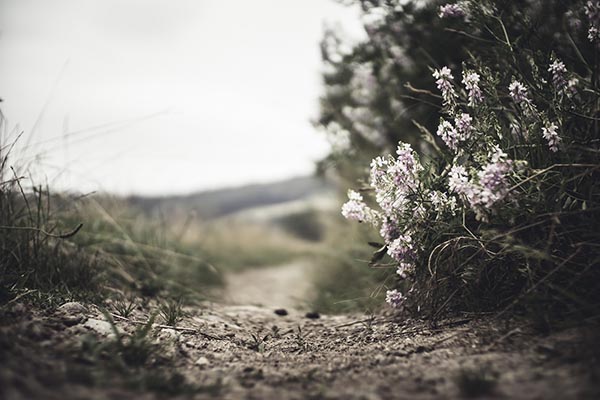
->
[484,326,526,351]
[109,313,225,340]
[0,289,38,308]
[334,316,397,329]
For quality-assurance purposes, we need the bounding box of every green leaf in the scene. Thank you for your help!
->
[369,245,388,266]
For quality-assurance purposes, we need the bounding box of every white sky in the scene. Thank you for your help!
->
[0,0,364,195]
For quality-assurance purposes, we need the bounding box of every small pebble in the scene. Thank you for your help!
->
[305,312,320,319]
[195,356,210,366]
[57,302,87,315]
[83,318,116,338]
[274,309,288,316]
[56,302,87,326]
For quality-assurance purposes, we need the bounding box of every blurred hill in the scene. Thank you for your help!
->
[127,176,336,220]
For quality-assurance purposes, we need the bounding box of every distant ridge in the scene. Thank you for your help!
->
[127,176,334,219]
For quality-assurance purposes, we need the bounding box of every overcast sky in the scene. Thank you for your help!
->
[0,0,364,195]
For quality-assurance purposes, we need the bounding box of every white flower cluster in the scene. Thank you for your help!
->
[437,119,459,151]
[387,234,415,263]
[436,113,474,153]
[342,139,463,285]
[385,289,404,308]
[448,150,514,221]
[462,70,484,106]
[455,113,474,139]
[320,26,352,65]
[396,262,414,279]
[506,78,565,153]
[341,190,378,224]
[362,6,388,34]
[433,67,457,104]
[431,66,520,221]
[439,3,466,19]
[542,123,562,153]
[585,1,600,44]
[429,190,457,217]
[548,58,578,97]
[343,144,423,270]
[508,80,530,104]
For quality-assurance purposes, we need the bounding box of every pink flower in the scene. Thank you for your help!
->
[439,4,466,19]
[462,71,484,106]
[542,123,562,152]
[509,80,530,104]
[437,119,459,151]
[385,289,405,308]
[433,67,457,104]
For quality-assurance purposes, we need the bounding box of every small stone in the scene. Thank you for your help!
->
[83,318,116,338]
[158,328,180,340]
[195,356,210,366]
[305,312,320,319]
[56,302,87,326]
[274,309,288,316]
[57,302,87,315]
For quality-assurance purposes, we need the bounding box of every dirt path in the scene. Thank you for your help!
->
[1,300,598,400]
[223,260,316,309]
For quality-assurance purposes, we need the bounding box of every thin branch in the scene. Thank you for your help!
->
[443,28,494,43]
[508,164,600,193]
[0,223,83,239]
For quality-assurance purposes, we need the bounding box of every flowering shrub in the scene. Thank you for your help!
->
[324,0,600,319]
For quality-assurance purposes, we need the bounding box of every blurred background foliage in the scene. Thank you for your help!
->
[315,0,597,182]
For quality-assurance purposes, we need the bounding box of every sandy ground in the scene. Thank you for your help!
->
[1,297,599,400]
[223,260,316,309]
[1,264,599,399]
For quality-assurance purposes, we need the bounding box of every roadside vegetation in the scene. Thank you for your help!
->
[318,0,600,324]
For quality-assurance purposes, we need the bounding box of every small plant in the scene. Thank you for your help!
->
[75,310,208,396]
[293,325,312,352]
[247,329,270,353]
[101,309,159,368]
[112,295,138,318]
[271,325,281,339]
[158,297,187,327]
